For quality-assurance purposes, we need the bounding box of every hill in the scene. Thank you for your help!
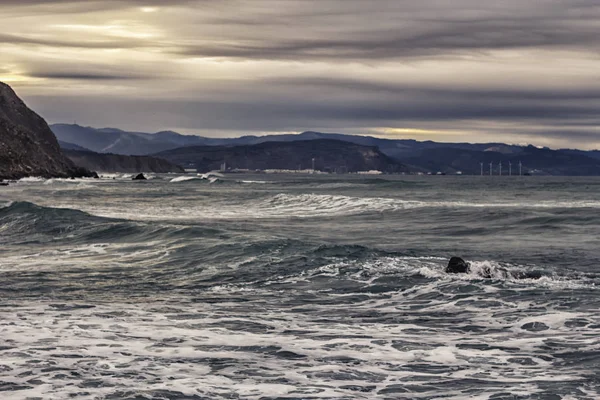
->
[0,82,95,180]
[63,150,184,173]
[405,145,600,175]
[50,124,523,159]
[154,139,407,173]
[50,123,600,175]
[50,124,187,155]
[58,140,91,151]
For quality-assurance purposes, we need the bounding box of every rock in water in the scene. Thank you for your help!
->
[0,81,95,180]
[445,257,470,274]
[446,256,493,278]
[445,257,543,280]
[132,173,147,180]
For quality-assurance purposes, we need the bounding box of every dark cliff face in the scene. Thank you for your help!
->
[63,150,184,173]
[155,139,408,173]
[0,82,94,180]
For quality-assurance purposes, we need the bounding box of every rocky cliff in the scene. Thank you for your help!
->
[0,81,94,180]
[63,149,184,173]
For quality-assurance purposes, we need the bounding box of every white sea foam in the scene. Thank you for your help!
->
[239,180,272,184]
[0,243,598,399]
[170,176,200,183]
[0,286,597,400]
[2,178,599,398]
[0,241,171,273]
[7,186,600,222]
[84,192,600,222]
[17,176,46,183]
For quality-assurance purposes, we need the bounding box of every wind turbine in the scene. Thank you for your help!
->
[519,161,522,176]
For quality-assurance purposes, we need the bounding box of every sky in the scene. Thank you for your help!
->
[1,0,599,148]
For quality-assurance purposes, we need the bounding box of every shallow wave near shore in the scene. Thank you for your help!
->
[1,174,599,399]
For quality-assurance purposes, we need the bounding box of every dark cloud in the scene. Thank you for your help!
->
[264,77,600,101]
[23,61,163,81]
[171,0,600,61]
[24,89,599,149]
[176,25,599,61]
[0,33,146,50]
[3,1,600,61]
[531,130,600,142]
[0,0,196,8]
[29,92,600,129]
[27,71,149,81]
[0,0,199,17]
[4,0,599,148]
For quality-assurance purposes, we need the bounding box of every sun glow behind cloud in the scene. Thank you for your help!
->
[52,23,159,39]
[0,74,27,83]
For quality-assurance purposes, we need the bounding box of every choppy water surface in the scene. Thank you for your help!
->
[1,174,599,399]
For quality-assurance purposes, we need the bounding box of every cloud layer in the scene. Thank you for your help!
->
[1,0,599,148]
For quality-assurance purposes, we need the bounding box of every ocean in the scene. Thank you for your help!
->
[1,174,599,399]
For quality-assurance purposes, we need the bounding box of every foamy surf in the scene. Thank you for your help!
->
[170,175,201,183]
[1,175,599,399]
[45,192,600,223]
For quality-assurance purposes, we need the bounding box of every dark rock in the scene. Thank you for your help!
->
[0,81,96,180]
[511,270,543,279]
[445,256,493,278]
[445,257,470,274]
[132,173,147,180]
[445,257,543,280]
[521,322,549,332]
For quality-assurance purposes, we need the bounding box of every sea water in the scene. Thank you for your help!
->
[0,174,599,399]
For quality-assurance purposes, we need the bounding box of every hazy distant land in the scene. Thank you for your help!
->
[52,123,600,176]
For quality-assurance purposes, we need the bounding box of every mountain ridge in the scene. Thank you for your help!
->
[51,123,600,175]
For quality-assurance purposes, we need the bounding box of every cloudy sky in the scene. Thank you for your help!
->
[1,0,599,148]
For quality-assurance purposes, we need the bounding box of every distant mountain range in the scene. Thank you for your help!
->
[51,123,525,159]
[155,139,406,173]
[51,123,600,175]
